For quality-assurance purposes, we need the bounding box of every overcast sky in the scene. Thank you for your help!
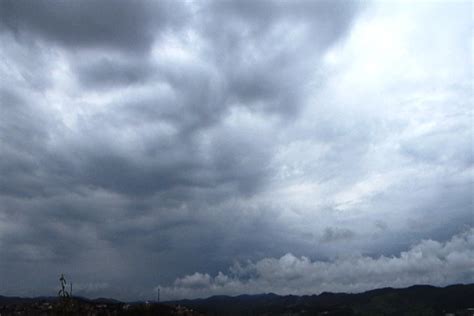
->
[0,0,472,301]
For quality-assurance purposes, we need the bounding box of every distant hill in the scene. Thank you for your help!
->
[165,284,474,315]
[1,284,473,315]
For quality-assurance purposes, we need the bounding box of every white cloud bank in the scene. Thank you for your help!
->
[161,228,474,300]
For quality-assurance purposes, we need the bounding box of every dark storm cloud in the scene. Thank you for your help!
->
[0,0,188,54]
[0,0,471,301]
[49,0,362,200]
[13,0,361,199]
[321,227,356,243]
[198,0,360,116]
[108,63,228,134]
[74,57,155,89]
[0,86,54,198]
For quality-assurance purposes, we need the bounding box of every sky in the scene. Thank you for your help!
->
[0,0,472,301]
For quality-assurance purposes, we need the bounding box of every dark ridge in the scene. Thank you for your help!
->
[1,284,473,315]
[165,283,474,316]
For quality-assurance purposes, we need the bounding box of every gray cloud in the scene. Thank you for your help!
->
[0,0,188,54]
[198,0,360,117]
[74,57,155,89]
[321,227,356,243]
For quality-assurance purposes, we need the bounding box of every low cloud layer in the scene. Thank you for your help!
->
[0,0,472,300]
[162,229,474,300]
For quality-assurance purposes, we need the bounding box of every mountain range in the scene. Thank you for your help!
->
[1,284,473,315]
